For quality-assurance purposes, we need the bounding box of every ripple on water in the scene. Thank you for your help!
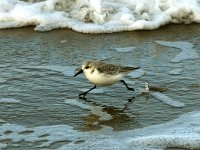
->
[128,69,145,79]
[0,78,7,83]
[78,88,105,94]
[168,68,183,75]
[64,99,91,110]
[155,40,199,63]
[114,47,136,53]
[20,65,77,77]
[0,98,21,103]
[151,92,185,108]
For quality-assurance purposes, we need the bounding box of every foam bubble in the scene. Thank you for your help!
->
[64,99,91,110]
[0,0,200,33]
[129,135,200,149]
[59,40,67,43]
[168,68,183,75]
[114,47,136,53]
[79,88,105,94]
[0,98,21,103]
[91,106,112,121]
[151,92,185,107]
[155,41,199,63]
[128,69,145,79]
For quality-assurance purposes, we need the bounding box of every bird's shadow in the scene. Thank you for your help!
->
[82,96,135,112]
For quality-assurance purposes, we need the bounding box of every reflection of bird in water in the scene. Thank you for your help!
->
[83,104,138,131]
[78,79,169,131]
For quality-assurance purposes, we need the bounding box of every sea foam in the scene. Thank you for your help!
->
[114,47,136,53]
[0,0,200,33]
[1,111,200,149]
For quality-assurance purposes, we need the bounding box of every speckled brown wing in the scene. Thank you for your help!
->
[96,62,140,75]
[95,62,121,75]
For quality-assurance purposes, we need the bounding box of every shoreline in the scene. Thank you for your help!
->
[0,23,199,33]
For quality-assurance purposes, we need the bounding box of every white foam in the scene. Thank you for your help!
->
[0,0,200,33]
[151,92,185,107]
[91,106,112,121]
[168,68,183,75]
[64,99,91,110]
[20,65,76,77]
[114,46,136,53]
[0,123,83,147]
[1,111,200,149]
[128,69,145,79]
[0,98,21,103]
[59,40,67,44]
[79,88,105,94]
[155,41,199,63]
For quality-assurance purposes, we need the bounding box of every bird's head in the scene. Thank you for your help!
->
[74,61,94,77]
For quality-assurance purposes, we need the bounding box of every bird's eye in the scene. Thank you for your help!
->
[85,66,90,69]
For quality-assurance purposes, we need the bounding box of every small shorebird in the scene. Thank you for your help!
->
[74,60,140,99]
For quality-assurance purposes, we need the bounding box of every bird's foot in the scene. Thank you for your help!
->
[128,87,135,91]
[79,93,87,100]
[128,96,135,102]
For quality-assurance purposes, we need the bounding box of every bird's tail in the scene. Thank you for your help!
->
[122,66,140,72]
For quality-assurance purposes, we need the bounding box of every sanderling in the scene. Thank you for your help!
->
[74,60,140,99]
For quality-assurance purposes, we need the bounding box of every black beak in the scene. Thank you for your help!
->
[74,69,83,77]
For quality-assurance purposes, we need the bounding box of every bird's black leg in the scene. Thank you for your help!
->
[120,80,135,91]
[79,85,96,100]
[120,80,135,102]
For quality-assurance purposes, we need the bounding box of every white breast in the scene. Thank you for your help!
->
[84,69,125,86]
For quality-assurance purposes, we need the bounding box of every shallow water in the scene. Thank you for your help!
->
[0,24,200,149]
